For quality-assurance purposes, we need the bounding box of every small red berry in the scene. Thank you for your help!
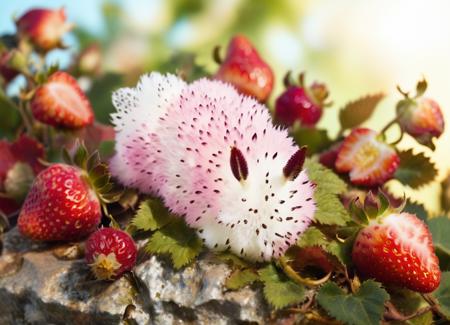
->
[16,8,73,51]
[85,227,137,280]
[352,212,441,293]
[318,142,342,170]
[275,86,323,127]
[31,71,94,129]
[18,163,101,241]
[0,51,20,84]
[215,35,274,102]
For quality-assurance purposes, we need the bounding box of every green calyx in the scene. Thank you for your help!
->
[395,77,428,118]
[283,70,332,107]
[62,141,122,206]
[349,189,405,226]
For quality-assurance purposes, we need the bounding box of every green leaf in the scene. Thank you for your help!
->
[339,93,385,130]
[389,289,433,325]
[403,200,428,221]
[225,269,259,290]
[87,73,123,124]
[258,264,306,309]
[432,271,450,318]
[214,252,251,269]
[0,89,20,139]
[427,216,450,268]
[131,199,172,232]
[394,149,437,189]
[305,160,350,225]
[291,127,332,155]
[317,280,389,325]
[305,159,346,195]
[98,140,116,159]
[415,78,427,98]
[145,217,203,269]
[297,227,328,248]
[326,234,356,266]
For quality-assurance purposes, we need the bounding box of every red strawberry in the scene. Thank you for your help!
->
[335,128,400,186]
[31,71,94,129]
[0,197,20,216]
[16,8,73,51]
[352,212,441,293]
[318,141,342,169]
[398,97,444,148]
[215,35,274,102]
[18,163,101,241]
[85,227,137,280]
[0,51,20,84]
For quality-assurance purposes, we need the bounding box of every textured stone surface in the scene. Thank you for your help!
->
[0,228,268,324]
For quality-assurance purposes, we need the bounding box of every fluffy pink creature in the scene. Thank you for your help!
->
[110,73,316,261]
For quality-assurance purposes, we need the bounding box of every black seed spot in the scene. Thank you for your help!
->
[262,224,267,229]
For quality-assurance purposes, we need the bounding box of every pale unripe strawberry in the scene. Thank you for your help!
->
[397,97,444,148]
[0,135,45,215]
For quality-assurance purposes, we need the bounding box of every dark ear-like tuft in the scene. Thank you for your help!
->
[230,147,248,181]
[283,147,307,181]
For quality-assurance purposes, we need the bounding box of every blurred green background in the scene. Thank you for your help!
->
[1,0,449,212]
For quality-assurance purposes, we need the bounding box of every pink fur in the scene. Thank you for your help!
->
[111,73,316,261]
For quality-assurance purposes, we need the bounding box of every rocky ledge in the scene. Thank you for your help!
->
[0,228,268,324]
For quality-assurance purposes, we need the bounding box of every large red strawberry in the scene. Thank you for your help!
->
[31,71,94,129]
[215,35,274,102]
[16,8,73,51]
[352,212,441,293]
[335,128,400,186]
[18,163,101,241]
[275,73,330,127]
[85,227,137,280]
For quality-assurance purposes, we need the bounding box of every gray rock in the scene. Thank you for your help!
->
[0,228,268,324]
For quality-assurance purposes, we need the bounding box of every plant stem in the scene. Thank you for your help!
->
[384,301,432,321]
[380,117,399,135]
[421,293,447,320]
[18,100,33,135]
[278,256,331,287]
